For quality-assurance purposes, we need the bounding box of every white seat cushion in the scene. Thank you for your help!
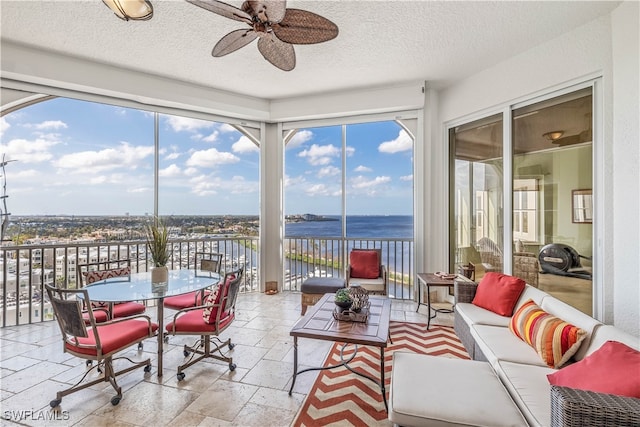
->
[471,324,549,368]
[389,352,527,427]
[455,302,511,327]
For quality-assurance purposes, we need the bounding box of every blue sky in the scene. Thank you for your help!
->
[0,97,413,216]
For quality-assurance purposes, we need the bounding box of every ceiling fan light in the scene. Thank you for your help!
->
[102,0,153,21]
[543,130,564,142]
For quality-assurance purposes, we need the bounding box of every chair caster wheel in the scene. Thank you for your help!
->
[86,360,92,367]
[50,399,61,408]
[177,372,185,381]
[228,343,235,350]
[164,335,169,343]
[229,363,236,371]
[144,364,152,373]
[110,396,121,406]
[183,350,190,357]
[138,342,143,350]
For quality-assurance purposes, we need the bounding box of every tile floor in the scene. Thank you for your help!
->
[0,292,451,427]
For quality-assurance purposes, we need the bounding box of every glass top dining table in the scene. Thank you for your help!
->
[82,269,222,377]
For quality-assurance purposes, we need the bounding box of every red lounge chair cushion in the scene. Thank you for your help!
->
[166,309,234,333]
[83,309,109,323]
[164,290,209,310]
[111,302,146,318]
[67,319,158,356]
[350,250,380,279]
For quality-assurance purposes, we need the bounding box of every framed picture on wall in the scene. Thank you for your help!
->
[572,189,593,223]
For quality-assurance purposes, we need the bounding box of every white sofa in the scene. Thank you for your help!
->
[453,279,640,427]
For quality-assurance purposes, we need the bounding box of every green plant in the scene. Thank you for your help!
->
[145,217,169,267]
[335,288,352,303]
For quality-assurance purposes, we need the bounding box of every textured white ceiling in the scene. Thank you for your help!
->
[0,1,620,101]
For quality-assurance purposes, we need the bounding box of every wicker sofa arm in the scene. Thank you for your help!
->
[550,385,640,427]
[454,277,477,304]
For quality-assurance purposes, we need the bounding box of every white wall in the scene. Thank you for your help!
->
[434,2,639,335]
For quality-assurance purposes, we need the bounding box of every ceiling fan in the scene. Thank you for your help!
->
[186,0,339,71]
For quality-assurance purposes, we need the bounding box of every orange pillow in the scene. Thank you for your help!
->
[471,272,525,316]
[349,250,379,279]
[547,340,640,398]
[510,299,587,368]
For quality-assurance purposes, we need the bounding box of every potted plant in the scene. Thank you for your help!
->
[145,216,169,285]
[334,288,353,312]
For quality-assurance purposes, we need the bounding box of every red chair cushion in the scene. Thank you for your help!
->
[83,309,109,323]
[166,309,234,333]
[67,319,158,356]
[83,267,130,284]
[350,250,380,279]
[111,302,146,318]
[163,290,209,310]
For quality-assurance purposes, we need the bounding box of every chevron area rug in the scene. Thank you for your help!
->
[292,322,470,427]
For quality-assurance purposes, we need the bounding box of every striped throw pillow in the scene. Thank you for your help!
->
[509,299,587,368]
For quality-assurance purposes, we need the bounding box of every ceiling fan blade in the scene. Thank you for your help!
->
[257,35,295,71]
[186,0,252,24]
[244,1,286,24]
[272,9,339,45]
[212,29,258,57]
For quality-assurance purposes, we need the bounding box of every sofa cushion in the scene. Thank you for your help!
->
[455,302,512,328]
[496,360,556,427]
[582,324,639,357]
[547,340,640,398]
[471,324,549,368]
[510,299,587,368]
[472,272,525,316]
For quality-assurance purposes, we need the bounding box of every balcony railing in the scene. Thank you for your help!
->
[1,235,414,327]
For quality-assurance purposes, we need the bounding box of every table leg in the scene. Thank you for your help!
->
[157,299,164,377]
[380,347,388,411]
[416,279,422,312]
[288,336,298,395]
[427,282,435,330]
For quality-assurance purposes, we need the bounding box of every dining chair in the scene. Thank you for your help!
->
[45,284,158,408]
[163,252,223,311]
[78,259,147,320]
[165,266,244,381]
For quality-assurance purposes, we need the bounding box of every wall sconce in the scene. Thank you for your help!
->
[543,130,564,142]
[102,0,153,21]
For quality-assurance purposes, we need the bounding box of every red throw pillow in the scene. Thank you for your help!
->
[547,340,640,398]
[471,272,526,316]
[350,250,380,279]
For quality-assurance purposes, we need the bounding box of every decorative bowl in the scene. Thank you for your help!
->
[334,299,353,312]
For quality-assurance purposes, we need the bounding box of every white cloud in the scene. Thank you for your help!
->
[0,137,60,163]
[317,166,340,178]
[186,148,239,168]
[159,164,181,177]
[166,116,214,133]
[128,187,151,193]
[400,174,413,181]
[165,152,180,160]
[305,183,331,196]
[350,175,391,195]
[232,136,259,153]
[55,142,154,173]
[379,130,412,153]
[0,117,10,135]
[298,144,339,166]
[219,123,237,133]
[354,165,372,173]
[202,130,219,143]
[287,130,313,149]
[12,169,38,179]
[33,120,68,130]
[184,167,199,176]
[284,174,306,188]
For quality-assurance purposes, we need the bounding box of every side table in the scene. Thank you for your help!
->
[416,273,458,329]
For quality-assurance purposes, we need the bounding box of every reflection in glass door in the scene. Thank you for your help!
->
[450,114,504,281]
[512,88,593,315]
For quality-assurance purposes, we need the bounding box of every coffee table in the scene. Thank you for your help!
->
[288,293,392,411]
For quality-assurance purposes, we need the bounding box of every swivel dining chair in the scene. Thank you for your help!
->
[165,266,243,381]
[163,252,223,311]
[78,260,147,320]
[45,284,157,408]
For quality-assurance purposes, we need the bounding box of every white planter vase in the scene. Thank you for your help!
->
[151,265,169,285]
